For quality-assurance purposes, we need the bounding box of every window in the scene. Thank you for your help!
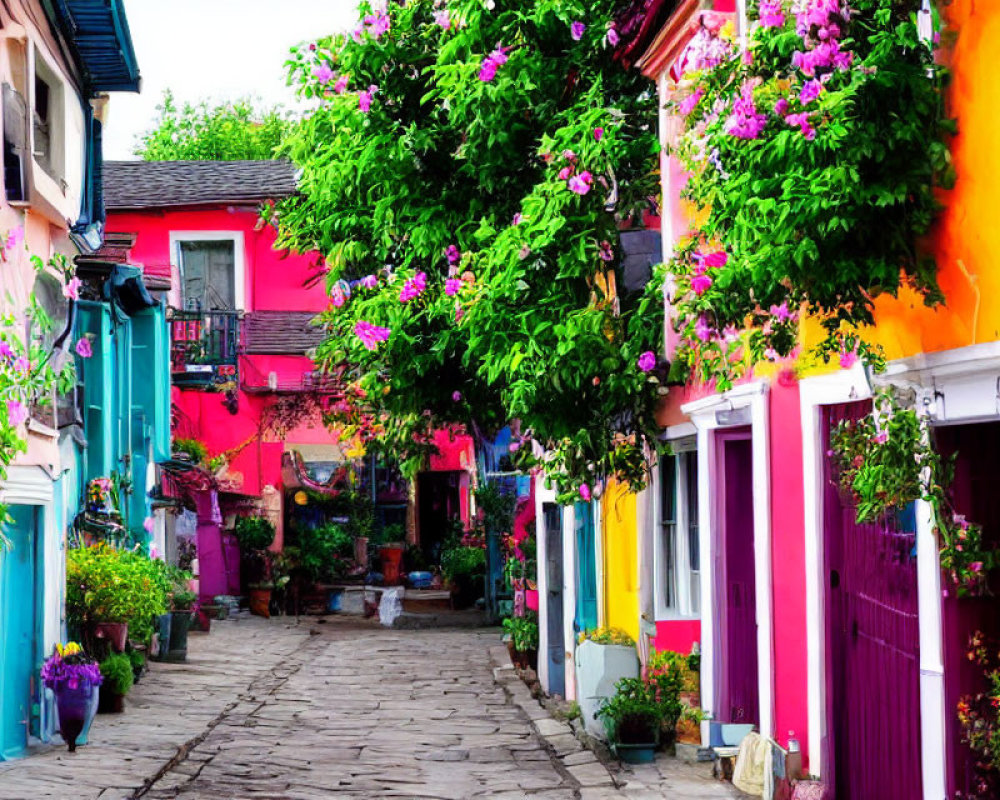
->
[3,83,28,202]
[31,52,64,185]
[656,440,700,619]
[179,240,237,311]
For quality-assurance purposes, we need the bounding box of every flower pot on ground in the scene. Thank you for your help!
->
[248,585,272,618]
[502,613,539,670]
[163,610,193,662]
[42,643,102,752]
[97,653,133,714]
[598,678,665,765]
[575,630,639,739]
[379,543,405,585]
[440,544,486,609]
[93,622,128,653]
[152,612,172,661]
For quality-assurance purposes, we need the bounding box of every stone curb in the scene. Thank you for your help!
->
[487,645,620,794]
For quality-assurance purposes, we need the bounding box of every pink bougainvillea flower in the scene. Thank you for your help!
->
[839,348,858,369]
[13,356,28,372]
[765,347,780,361]
[769,301,792,322]
[445,244,461,265]
[365,10,390,39]
[703,250,728,268]
[678,87,704,116]
[399,271,427,302]
[873,430,888,445]
[333,74,350,94]
[331,289,346,308]
[759,0,786,28]
[452,391,462,402]
[785,111,816,139]
[6,399,26,427]
[359,274,378,289]
[557,166,573,180]
[508,441,521,453]
[433,9,451,29]
[518,245,531,260]
[478,45,509,82]
[570,21,586,41]
[143,517,156,533]
[313,64,334,84]
[637,351,656,372]
[358,90,373,113]
[774,97,790,116]
[561,149,576,162]
[799,78,823,104]
[354,320,391,350]
[593,127,604,141]
[694,315,712,342]
[567,170,593,195]
[691,273,713,296]
[445,278,462,296]
[579,483,592,501]
[5,226,23,251]
[0,341,12,360]
[455,305,465,323]
[63,276,82,300]
[606,25,619,46]
[742,49,754,66]
[598,241,614,262]
[512,213,523,225]
[971,562,984,573]
[725,84,768,139]
[75,338,92,358]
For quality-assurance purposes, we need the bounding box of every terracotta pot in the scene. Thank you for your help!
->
[249,587,271,618]
[94,622,128,653]
[380,544,405,585]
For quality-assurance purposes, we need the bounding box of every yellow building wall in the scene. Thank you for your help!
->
[602,479,639,642]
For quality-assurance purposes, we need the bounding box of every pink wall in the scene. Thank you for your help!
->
[106,208,327,312]
[653,619,700,654]
[768,373,809,763]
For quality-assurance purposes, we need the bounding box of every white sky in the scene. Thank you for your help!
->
[104,0,360,159]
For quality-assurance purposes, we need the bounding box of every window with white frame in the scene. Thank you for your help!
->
[178,239,238,311]
[32,50,65,185]
[655,439,700,618]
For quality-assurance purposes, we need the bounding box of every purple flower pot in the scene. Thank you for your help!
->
[54,680,99,752]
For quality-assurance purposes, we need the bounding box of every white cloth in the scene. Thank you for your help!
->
[732,731,769,796]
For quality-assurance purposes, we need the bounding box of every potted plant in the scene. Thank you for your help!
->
[502,614,539,670]
[440,543,486,608]
[597,677,663,764]
[575,628,639,738]
[164,586,197,662]
[234,514,276,551]
[377,522,407,585]
[97,652,134,714]
[41,642,102,752]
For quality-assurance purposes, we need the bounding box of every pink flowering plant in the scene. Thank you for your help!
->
[666,0,950,388]
[280,0,665,496]
[830,388,996,597]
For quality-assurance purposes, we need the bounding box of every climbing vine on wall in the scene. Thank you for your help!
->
[666,0,950,389]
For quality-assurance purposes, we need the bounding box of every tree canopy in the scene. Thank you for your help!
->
[277,0,665,500]
[134,90,296,161]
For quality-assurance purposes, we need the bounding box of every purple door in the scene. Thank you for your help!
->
[823,403,921,800]
[715,428,759,727]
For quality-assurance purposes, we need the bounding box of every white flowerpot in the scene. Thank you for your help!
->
[574,639,639,739]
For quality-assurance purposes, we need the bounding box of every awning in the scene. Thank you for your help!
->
[46,0,141,92]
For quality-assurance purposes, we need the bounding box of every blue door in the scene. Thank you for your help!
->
[574,501,598,632]
[0,505,42,760]
[544,504,565,697]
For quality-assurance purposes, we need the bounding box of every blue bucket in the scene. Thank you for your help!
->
[328,589,344,612]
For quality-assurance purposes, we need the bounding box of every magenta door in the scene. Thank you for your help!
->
[823,403,921,800]
[715,428,759,727]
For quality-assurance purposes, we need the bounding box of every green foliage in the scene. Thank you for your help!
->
[297,522,354,581]
[233,515,276,551]
[171,437,208,464]
[134,90,295,161]
[502,612,539,651]
[149,559,195,611]
[668,0,950,388]
[65,545,169,642]
[578,627,634,647]
[278,0,664,498]
[597,677,664,745]
[440,544,486,583]
[830,388,997,596]
[99,653,134,696]
[476,483,516,534]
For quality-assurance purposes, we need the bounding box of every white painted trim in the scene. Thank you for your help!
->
[169,231,247,311]
[798,364,872,778]
[663,421,697,441]
[683,381,773,737]
[534,474,555,693]
[562,504,578,701]
[595,492,607,627]
[653,446,701,622]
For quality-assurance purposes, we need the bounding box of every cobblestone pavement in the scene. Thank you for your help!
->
[0,615,737,799]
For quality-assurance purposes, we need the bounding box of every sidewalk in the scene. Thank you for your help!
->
[0,615,311,800]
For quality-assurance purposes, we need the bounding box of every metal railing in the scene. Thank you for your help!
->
[168,309,241,385]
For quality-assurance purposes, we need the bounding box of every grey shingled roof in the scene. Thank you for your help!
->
[103,160,298,210]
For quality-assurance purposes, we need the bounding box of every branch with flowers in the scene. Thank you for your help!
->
[277,0,666,498]
[830,388,996,597]
[957,631,1000,798]
[665,0,949,388]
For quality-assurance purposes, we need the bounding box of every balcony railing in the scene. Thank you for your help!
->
[168,309,241,387]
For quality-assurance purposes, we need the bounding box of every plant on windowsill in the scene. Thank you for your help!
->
[829,388,997,597]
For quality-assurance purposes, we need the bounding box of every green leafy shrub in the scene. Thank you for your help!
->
[441,545,486,608]
[172,437,208,464]
[233,515,276,551]
[578,627,635,647]
[502,614,539,652]
[66,545,168,643]
[298,523,353,582]
[597,677,664,746]
[99,653,135,696]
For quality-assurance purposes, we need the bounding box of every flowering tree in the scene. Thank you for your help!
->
[278,0,665,498]
[666,0,948,388]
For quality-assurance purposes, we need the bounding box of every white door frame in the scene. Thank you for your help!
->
[682,380,773,736]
